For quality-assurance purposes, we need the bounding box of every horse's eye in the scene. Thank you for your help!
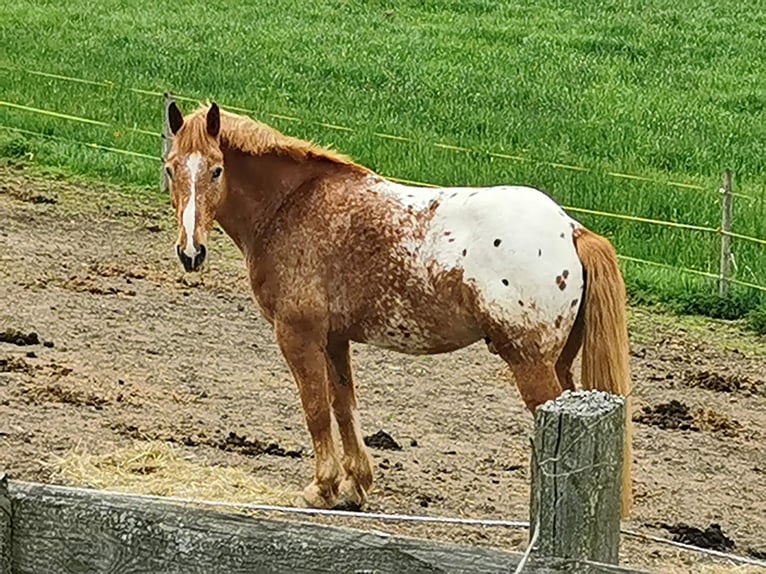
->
[212,166,223,180]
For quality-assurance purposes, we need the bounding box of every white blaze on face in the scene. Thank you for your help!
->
[182,153,204,258]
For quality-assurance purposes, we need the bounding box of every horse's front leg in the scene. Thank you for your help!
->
[326,337,373,510]
[275,318,342,509]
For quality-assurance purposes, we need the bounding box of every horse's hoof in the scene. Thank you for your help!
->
[335,477,366,511]
[297,482,335,509]
[333,499,363,512]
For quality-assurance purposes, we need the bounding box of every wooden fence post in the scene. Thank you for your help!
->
[529,390,625,565]
[0,472,11,574]
[160,92,175,194]
[719,169,733,298]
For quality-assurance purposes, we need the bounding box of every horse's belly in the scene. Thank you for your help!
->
[352,299,483,355]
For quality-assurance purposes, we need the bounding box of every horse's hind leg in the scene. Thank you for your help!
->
[492,338,563,412]
[326,337,373,510]
[275,318,343,509]
[555,307,584,392]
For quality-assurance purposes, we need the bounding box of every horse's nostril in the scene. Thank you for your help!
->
[194,245,207,268]
[176,244,195,272]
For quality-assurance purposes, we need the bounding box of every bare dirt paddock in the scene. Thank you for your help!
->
[1,164,764,573]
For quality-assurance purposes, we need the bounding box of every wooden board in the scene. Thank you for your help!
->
[2,481,649,574]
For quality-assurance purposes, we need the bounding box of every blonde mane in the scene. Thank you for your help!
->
[177,104,365,169]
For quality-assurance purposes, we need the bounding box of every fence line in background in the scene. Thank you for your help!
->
[0,100,161,138]
[6,115,762,245]
[3,121,765,295]
[3,64,760,201]
[0,125,160,161]
[617,255,766,293]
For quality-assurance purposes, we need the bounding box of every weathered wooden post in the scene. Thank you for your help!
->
[0,472,11,574]
[529,390,625,565]
[160,92,175,194]
[719,169,733,297]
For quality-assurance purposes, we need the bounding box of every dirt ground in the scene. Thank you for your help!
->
[1,164,764,573]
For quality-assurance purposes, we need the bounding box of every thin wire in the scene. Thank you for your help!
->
[618,254,766,293]
[621,529,766,569]
[565,205,721,235]
[3,64,760,201]
[0,125,160,161]
[513,519,540,574]
[8,481,530,529]
[3,116,766,255]
[0,100,161,137]
[9,480,765,568]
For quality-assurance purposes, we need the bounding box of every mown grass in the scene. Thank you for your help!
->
[1,0,765,328]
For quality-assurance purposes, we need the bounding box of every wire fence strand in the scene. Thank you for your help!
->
[0,124,160,161]
[3,121,766,294]
[3,64,761,201]
[2,111,766,294]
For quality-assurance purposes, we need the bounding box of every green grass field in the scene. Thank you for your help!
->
[1,0,765,326]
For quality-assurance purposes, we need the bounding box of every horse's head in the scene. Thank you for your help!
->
[165,101,225,272]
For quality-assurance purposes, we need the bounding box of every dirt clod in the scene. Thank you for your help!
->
[655,522,735,552]
[685,370,749,393]
[0,356,33,374]
[634,401,742,435]
[364,429,402,451]
[30,194,57,205]
[217,432,303,458]
[634,400,695,430]
[0,329,40,346]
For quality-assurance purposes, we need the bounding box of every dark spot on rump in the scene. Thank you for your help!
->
[560,232,565,238]
[469,191,478,197]
[444,231,452,236]
[403,332,411,338]
[501,279,509,286]
[554,315,563,328]
[570,222,576,229]
[462,249,467,256]
[448,238,455,242]
[571,298,579,307]
[559,280,567,291]
[450,192,458,198]
[518,300,524,306]
[538,249,542,257]
[555,275,562,285]
[562,269,569,279]
[494,238,502,247]
[387,331,396,336]
[397,324,408,331]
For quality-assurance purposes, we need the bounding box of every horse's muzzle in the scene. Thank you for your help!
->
[177,244,207,272]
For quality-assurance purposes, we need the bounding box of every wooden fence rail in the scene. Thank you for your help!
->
[0,391,648,574]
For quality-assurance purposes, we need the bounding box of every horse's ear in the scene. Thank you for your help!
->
[168,101,184,135]
[207,102,220,138]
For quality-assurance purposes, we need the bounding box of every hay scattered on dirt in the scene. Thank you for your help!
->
[54,440,297,506]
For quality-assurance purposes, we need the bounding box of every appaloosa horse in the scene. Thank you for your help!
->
[163,102,633,517]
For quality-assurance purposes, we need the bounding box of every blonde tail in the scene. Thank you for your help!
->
[573,228,633,518]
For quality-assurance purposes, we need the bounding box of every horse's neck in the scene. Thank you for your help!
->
[215,149,331,255]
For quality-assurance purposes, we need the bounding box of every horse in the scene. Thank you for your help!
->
[163,101,633,517]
